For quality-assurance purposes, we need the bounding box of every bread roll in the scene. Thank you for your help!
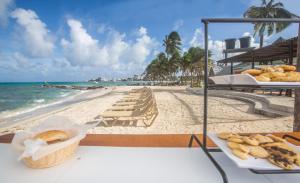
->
[34,130,69,144]
[241,69,262,76]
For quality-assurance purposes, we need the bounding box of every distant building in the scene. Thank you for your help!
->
[88,77,102,82]
[133,74,139,81]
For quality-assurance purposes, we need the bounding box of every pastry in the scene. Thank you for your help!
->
[268,154,294,170]
[295,153,300,166]
[251,134,273,144]
[227,136,243,143]
[242,136,259,146]
[261,142,293,151]
[281,65,296,72]
[262,67,275,73]
[218,132,234,140]
[269,72,286,78]
[255,75,271,82]
[266,134,286,143]
[227,142,250,153]
[34,130,69,144]
[265,146,297,161]
[259,72,271,78]
[285,71,300,77]
[227,141,239,149]
[249,146,269,158]
[241,69,262,76]
[232,149,248,160]
[273,66,284,73]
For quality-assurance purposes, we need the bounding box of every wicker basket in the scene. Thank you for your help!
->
[23,141,79,169]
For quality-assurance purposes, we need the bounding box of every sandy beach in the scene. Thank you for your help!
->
[0,86,294,135]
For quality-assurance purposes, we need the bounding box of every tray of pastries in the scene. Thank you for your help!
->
[209,133,300,170]
[209,65,300,86]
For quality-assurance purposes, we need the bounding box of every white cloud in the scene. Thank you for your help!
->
[61,19,158,72]
[0,0,13,26]
[189,28,204,47]
[242,32,260,48]
[61,19,109,66]
[189,28,224,61]
[11,8,55,58]
[172,19,184,30]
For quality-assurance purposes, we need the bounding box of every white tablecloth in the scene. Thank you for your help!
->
[0,143,299,183]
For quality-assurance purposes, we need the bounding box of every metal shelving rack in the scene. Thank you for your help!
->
[188,18,300,183]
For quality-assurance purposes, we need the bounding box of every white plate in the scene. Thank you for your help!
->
[209,74,300,86]
[208,133,300,170]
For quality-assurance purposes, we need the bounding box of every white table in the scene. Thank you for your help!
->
[0,144,299,183]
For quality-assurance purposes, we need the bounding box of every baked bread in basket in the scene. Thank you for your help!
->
[12,116,93,169]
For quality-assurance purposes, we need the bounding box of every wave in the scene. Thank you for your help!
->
[0,90,86,119]
[34,99,45,103]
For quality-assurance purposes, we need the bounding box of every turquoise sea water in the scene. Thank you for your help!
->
[0,81,133,115]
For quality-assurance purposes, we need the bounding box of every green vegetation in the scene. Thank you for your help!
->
[244,0,298,47]
[144,31,212,87]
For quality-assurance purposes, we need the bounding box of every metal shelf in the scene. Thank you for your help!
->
[208,84,300,89]
[191,18,300,183]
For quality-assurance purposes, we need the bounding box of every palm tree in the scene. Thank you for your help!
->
[244,0,298,47]
[186,47,212,87]
[163,31,182,58]
[163,31,182,82]
[144,52,169,84]
[179,51,192,84]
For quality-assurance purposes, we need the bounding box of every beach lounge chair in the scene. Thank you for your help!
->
[109,96,155,111]
[128,87,149,93]
[102,94,158,126]
[123,90,151,99]
[117,92,153,103]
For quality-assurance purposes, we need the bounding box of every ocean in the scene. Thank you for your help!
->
[0,81,136,118]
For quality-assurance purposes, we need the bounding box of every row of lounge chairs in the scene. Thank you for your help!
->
[101,87,158,127]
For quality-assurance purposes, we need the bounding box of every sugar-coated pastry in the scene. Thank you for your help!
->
[273,66,284,73]
[262,67,275,73]
[269,72,286,78]
[241,69,262,76]
[259,72,272,78]
[281,65,296,72]
[255,75,271,82]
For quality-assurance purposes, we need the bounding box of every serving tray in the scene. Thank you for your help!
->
[209,74,300,87]
[208,133,300,170]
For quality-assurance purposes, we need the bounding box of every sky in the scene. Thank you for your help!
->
[0,0,300,82]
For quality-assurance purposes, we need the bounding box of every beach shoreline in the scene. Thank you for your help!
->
[0,86,294,135]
